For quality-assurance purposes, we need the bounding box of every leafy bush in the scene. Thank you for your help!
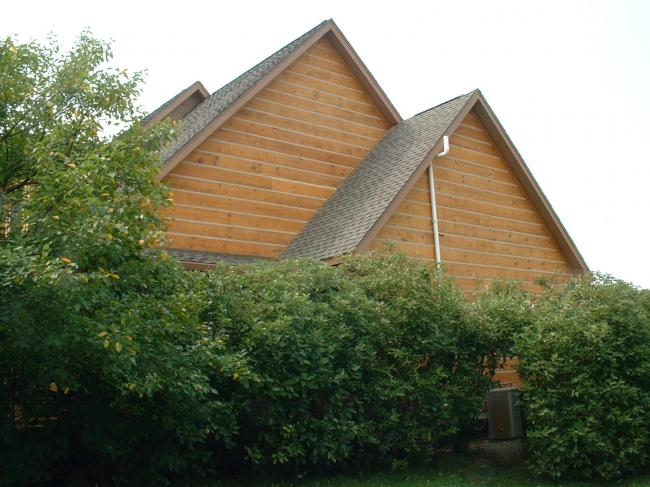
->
[516,274,650,480]
[200,253,492,470]
[0,33,242,485]
[468,279,533,379]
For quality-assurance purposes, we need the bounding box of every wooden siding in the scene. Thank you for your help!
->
[371,110,573,294]
[162,37,390,258]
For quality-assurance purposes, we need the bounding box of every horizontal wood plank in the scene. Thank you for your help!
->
[235,106,378,149]
[436,193,539,224]
[434,156,515,185]
[196,138,353,178]
[165,174,325,210]
[185,150,343,189]
[374,224,434,246]
[166,205,306,234]
[459,112,483,130]
[454,122,493,144]
[295,51,355,79]
[168,189,315,222]
[434,166,527,200]
[166,234,284,259]
[257,87,388,129]
[276,68,371,105]
[440,234,565,261]
[285,59,364,92]
[448,145,506,170]
[440,248,572,273]
[167,219,294,245]
[245,96,387,139]
[212,127,363,168]
[223,116,371,158]
[266,78,381,118]
[438,219,558,248]
[450,133,500,157]
[443,262,572,282]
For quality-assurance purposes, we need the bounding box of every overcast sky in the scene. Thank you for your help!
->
[3,0,649,289]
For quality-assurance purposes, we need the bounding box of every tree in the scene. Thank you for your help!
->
[0,33,239,485]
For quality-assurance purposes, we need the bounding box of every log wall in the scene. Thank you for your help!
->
[371,110,573,294]
[162,37,390,258]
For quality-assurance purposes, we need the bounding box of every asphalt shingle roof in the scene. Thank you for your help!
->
[141,83,198,126]
[281,91,476,260]
[158,20,330,165]
[166,248,274,265]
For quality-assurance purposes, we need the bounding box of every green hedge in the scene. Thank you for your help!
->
[515,274,650,480]
[200,253,492,470]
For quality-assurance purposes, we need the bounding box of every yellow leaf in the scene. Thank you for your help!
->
[66,163,76,168]
[233,373,239,380]
[52,215,59,220]
[128,383,136,390]
[101,193,110,197]
[97,331,108,337]
[64,387,70,394]
[60,257,71,263]
[49,383,58,392]
[205,429,210,435]
[103,339,110,348]
[115,342,122,353]
[138,239,144,246]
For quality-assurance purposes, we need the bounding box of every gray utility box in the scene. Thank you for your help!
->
[487,388,523,440]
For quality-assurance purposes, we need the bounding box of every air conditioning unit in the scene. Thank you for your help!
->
[487,388,523,440]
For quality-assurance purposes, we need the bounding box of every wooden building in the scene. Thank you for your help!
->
[144,19,588,294]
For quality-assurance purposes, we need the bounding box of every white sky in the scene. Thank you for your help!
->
[3,0,649,289]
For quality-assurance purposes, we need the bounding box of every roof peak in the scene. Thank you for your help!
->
[156,19,401,178]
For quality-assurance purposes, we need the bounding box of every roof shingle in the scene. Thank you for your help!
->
[281,91,476,260]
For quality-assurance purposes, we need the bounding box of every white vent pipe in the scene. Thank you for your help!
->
[428,135,449,265]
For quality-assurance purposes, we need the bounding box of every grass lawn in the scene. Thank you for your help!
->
[186,443,650,487]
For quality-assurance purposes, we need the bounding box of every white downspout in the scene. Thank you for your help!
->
[428,135,449,265]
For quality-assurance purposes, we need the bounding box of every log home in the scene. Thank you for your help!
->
[144,19,588,294]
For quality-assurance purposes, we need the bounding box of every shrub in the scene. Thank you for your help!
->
[468,279,533,380]
[200,253,491,470]
[0,33,243,484]
[516,273,650,480]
